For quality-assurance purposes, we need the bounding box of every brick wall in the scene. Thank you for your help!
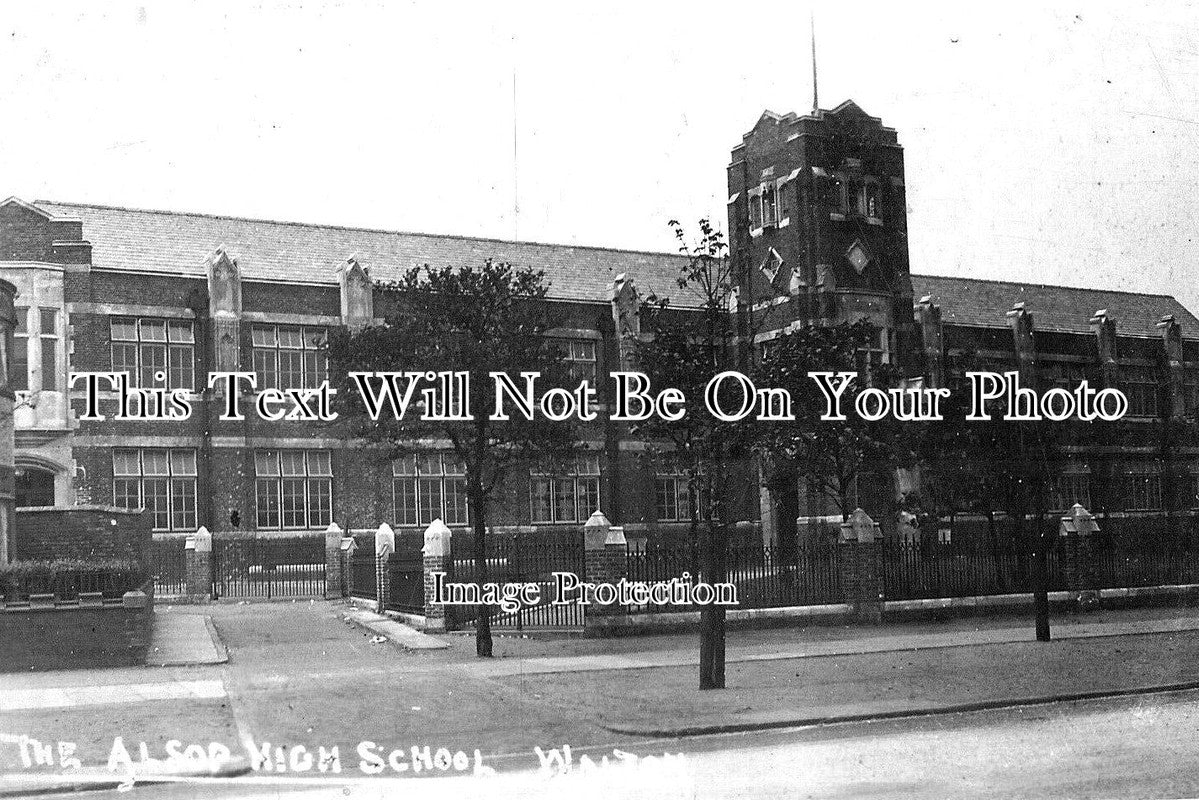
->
[56,251,763,538]
[86,271,205,308]
[333,447,391,535]
[207,446,255,534]
[0,590,154,671]
[0,202,90,264]
[244,281,340,315]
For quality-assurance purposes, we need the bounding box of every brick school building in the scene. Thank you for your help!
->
[2,100,1198,551]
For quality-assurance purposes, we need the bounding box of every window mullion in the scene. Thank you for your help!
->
[302,474,311,529]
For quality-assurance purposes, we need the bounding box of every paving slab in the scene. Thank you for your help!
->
[461,613,1199,677]
[0,679,227,711]
[147,610,228,666]
[497,627,1199,739]
[341,607,451,650]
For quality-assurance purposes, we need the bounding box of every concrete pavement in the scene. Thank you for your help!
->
[341,606,451,650]
[458,612,1199,678]
[148,608,229,666]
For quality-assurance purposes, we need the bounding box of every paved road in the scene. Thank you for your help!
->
[11,602,1199,798]
[660,689,1199,799]
[12,689,1199,799]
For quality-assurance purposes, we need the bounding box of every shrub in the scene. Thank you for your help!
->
[0,557,143,578]
[0,558,147,601]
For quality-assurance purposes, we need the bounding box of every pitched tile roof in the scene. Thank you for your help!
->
[36,201,691,304]
[912,274,1199,338]
[31,201,1198,336]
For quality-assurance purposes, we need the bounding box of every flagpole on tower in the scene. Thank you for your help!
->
[810,11,819,115]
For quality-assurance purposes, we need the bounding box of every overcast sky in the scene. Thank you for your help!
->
[3,2,1199,315]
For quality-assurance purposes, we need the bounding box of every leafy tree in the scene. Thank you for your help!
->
[750,319,914,541]
[914,352,1015,580]
[983,414,1060,640]
[325,260,581,657]
[918,351,1062,640]
[631,219,755,690]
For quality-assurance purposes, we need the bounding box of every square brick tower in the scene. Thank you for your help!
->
[727,101,916,374]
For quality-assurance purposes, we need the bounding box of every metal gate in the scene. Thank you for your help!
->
[452,531,585,630]
[384,552,425,614]
[212,535,326,599]
[149,536,187,597]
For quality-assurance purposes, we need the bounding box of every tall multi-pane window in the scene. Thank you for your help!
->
[554,339,598,384]
[530,455,601,524]
[1043,361,1092,393]
[1122,366,1159,418]
[1121,464,1163,511]
[110,318,195,389]
[252,325,328,390]
[854,327,887,380]
[827,175,846,212]
[254,450,333,530]
[848,179,865,216]
[748,191,762,229]
[1050,471,1091,512]
[655,461,693,522]
[112,448,197,531]
[864,183,880,219]
[760,183,778,226]
[392,453,468,526]
[1185,372,1199,417]
[38,308,58,391]
[12,307,27,392]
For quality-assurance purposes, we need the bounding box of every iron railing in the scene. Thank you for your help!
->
[211,535,326,599]
[451,531,585,629]
[149,537,187,597]
[2,567,146,603]
[624,543,841,614]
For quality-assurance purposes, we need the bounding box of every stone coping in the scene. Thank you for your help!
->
[16,504,144,515]
[1,589,150,612]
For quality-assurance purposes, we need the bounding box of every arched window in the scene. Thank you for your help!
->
[761,183,778,226]
[865,183,880,219]
[15,465,56,508]
[748,190,762,230]
[828,176,846,212]
[848,179,865,215]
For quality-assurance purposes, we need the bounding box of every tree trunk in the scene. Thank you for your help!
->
[698,518,727,690]
[469,483,492,658]
[1032,491,1051,642]
[986,509,1006,592]
[1032,521,1051,642]
[688,503,700,578]
[777,475,799,565]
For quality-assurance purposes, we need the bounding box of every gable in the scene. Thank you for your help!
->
[0,198,88,263]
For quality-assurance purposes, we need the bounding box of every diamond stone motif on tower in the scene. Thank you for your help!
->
[760,247,784,284]
[845,239,871,274]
